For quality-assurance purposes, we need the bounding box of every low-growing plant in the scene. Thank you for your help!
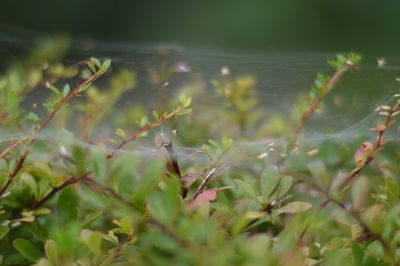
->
[1,37,400,266]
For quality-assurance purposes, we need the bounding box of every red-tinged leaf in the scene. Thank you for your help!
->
[192,186,232,207]
[194,189,217,206]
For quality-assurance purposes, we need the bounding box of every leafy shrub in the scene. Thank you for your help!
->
[0,38,400,266]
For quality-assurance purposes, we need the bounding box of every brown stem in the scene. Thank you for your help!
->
[320,98,400,209]
[107,106,184,160]
[29,106,186,209]
[0,67,105,160]
[279,65,351,166]
[29,173,86,210]
[0,152,28,197]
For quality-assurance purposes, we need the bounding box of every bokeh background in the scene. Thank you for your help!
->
[0,0,400,55]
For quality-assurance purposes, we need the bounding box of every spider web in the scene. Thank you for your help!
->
[0,24,399,165]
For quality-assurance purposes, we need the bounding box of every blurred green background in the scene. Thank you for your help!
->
[0,0,399,54]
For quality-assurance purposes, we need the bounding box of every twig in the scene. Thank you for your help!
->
[107,105,186,160]
[112,233,136,259]
[330,198,396,263]
[0,66,107,202]
[193,164,227,199]
[29,106,187,209]
[156,135,187,197]
[82,176,139,211]
[279,63,352,166]
[320,98,400,209]
[0,67,105,160]
[30,174,85,210]
[0,151,28,197]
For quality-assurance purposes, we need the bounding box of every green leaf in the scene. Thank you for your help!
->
[82,211,103,228]
[177,108,192,116]
[276,176,293,198]
[88,145,107,183]
[115,128,126,139]
[235,179,256,198]
[147,179,181,225]
[351,242,364,266]
[0,225,9,239]
[63,83,71,97]
[20,172,38,199]
[276,201,312,213]
[26,112,40,124]
[81,229,102,256]
[72,145,86,174]
[45,240,58,265]
[102,59,112,70]
[57,186,79,226]
[46,83,60,95]
[13,238,41,262]
[78,82,92,93]
[7,90,18,116]
[351,176,368,210]
[0,78,8,90]
[43,102,55,113]
[91,57,101,68]
[260,166,278,199]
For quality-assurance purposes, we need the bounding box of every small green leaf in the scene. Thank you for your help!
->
[13,238,41,262]
[7,90,18,116]
[0,225,9,239]
[276,201,312,213]
[0,78,8,90]
[276,176,293,198]
[88,145,107,183]
[115,128,126,139]
[81,229,102,256]
[260,166,278,199]
[20,172,38,199]
[43,102,55,113]
[45,240,58,265]
[152,110,159,119]
[147,179,181,225]
[57,186,79,226]
[91,57,101,68]
[78,82,92,93]
[351,242,364,266]
[63,84,71,97]
[33,208,51,216]
[82,211,103,228]
[235,179,256,198]
[26,112,40,124]
[177,108,192,116]
[102,59,111,70]
[46,83,60,95]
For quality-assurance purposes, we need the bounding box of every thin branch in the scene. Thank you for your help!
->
[29,174,85,210]
[193,164,227,199]
[107,105,186,160]
[279,64,352,166]
[0,151,28,197]
[29,106,187,209]
[320,98,400,209]
[0,66,105,160]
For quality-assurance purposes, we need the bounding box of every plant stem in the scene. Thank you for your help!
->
[0,151,28,197]
[29,106,186,209]
[320,98,400,209]
[279,64,351,166]
[0,67,105,160]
